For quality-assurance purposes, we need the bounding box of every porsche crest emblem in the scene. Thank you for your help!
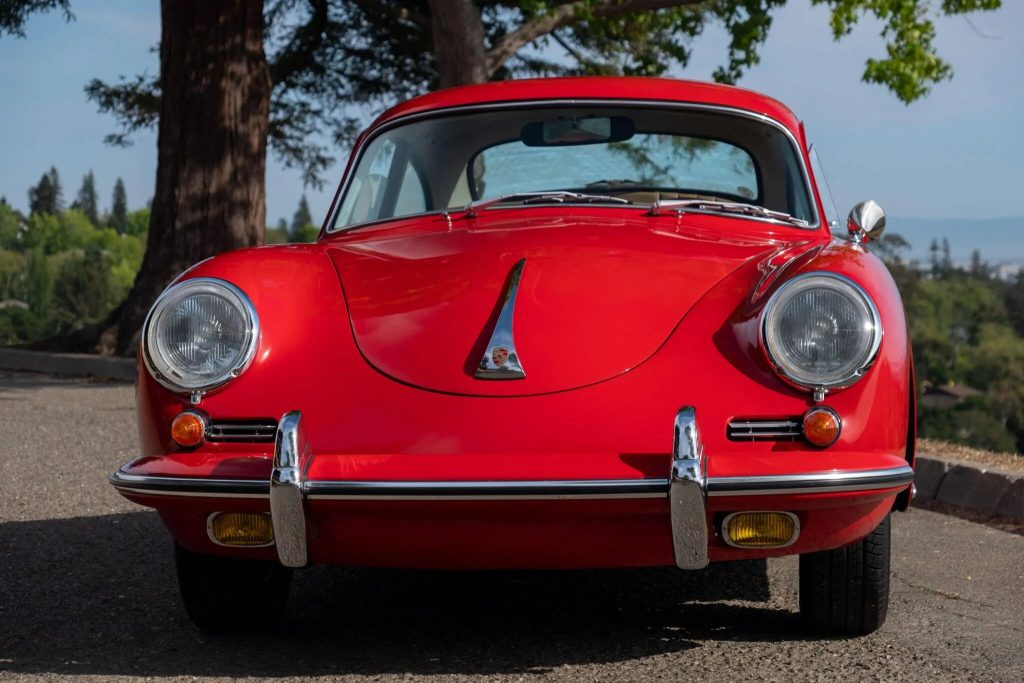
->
[491,347,510,367]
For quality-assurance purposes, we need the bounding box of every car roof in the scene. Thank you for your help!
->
[370,77,805,137]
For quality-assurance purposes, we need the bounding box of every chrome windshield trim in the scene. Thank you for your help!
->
[326,98,821,233]
[305,478,667,500]
[109,471,269,498]
[475,258,527,379]
[707,465,914,497]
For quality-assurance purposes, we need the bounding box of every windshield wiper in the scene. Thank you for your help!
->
[462,191,630,218]
[650,199,809,227]
[584,178,644,189]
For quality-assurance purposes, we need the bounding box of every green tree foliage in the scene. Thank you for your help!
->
[813,0,1001,103]
[0,247,52,343]
[1005,271,1024,338]
[919,403,1017,454]
[23,209,95,255]
[904,276,1005,385]
[266,218,289,244]
[0,0,70,36]
[291,194,313,234]
[71,169,100,226]
[52,246,116,329]
[75,0,1001,186]
[0,249,25,301]
[871,240,1024,454]
[291,224,320,242]
[110,177,128,234]
[0,202,23,249]
[124,207,150,238]
[27,167,63,215]
[24,247,52,315]
[0,178,148,344]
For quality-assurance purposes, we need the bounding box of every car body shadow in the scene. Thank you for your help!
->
[0,510,806,678]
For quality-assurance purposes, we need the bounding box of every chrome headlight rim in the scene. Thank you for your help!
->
[759,271,883,393]
[142,277,260,394]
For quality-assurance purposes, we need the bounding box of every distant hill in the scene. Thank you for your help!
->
[886,216,1024,266]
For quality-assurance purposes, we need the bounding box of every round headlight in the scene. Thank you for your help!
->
[143,277,259,393]
[761,272,881,391]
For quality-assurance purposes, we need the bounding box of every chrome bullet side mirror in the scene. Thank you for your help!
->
[847,200,886,244]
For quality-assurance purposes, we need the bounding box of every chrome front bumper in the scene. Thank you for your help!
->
[265,408,713,569]
[109,407,915,570]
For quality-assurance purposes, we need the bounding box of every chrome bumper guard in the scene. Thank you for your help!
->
[270,411,309,568]
[670,407,709,570]
[111,408,914,571]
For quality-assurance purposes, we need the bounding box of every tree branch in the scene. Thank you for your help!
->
[486,0,705,76]
[550,29,589,66]
[351,0,428,29]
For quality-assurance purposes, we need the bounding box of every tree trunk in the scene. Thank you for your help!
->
[427,0,488,87]
[108,0,270,354]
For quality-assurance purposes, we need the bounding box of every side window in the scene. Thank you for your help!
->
[393,164,427,216]
[809,145,841,231]
[335,139,397,226]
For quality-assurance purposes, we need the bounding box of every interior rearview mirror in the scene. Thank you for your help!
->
[521,116,635,147]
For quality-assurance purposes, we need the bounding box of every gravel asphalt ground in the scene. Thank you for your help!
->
[1,371,1022,682]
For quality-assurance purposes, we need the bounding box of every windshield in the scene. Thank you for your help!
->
[331,104,815,230]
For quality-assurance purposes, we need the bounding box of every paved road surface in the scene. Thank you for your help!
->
[1,371,1022,682]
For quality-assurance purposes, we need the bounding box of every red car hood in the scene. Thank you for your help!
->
[327,210,800,396]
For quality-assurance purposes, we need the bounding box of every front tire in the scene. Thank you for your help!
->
[174,542,292,632]
[799,514,891,636]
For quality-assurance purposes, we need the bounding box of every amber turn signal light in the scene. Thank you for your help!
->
[208,512,275,546]
[171,410,206,448]
[723,512,799,548]
[802,406,841,448]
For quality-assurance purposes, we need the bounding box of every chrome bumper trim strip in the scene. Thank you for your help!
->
[305,478,667,500]
[109,471,269,498]
[111,465,913,502]
[706,465,914,497]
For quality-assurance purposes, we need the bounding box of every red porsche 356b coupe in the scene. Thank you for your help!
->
[111,77,915,635]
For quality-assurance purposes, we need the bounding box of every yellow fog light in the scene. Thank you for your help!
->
[208,512,275,547]
[722,512,799,549]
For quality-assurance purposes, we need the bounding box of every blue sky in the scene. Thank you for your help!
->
[0,1,1021,229]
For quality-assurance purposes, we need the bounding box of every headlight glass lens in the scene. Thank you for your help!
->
[144,278,258,392]
[763,274,880,388]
